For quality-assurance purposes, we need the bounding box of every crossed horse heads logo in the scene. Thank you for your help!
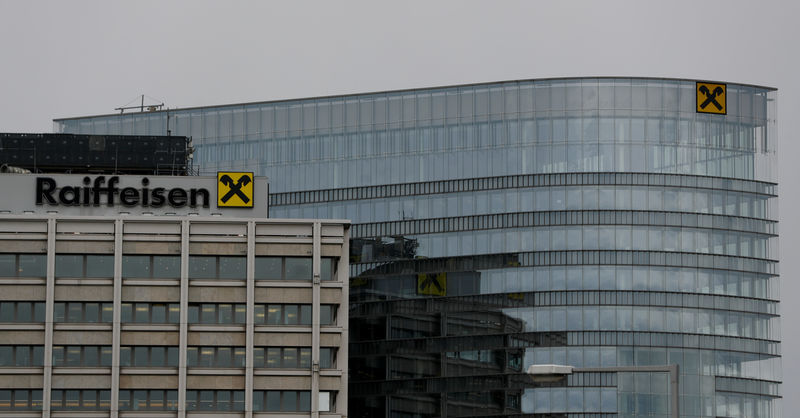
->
[219,173,253,204]
[698,85,724,111]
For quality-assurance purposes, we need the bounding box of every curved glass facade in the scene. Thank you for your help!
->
[56,77,780,417]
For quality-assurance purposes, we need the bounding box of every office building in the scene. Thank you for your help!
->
[0,173,350,417]
[55,77,780,417]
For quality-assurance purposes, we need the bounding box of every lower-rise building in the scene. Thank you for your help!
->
[0,173,349,418]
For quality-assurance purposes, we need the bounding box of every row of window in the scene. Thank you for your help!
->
[119,390,177,411]
[1,302,339,325]
[352,226,774,265]
[270,172,775,207]
[351,209,776,240]
[282,183,774,227]
[0,389,335,412]
[189,303,337,325]
[0,345,334,369]
[50,389,109,410]
[53,346,112,367]
[254,346,337,369]
[360,291,777,319]
[0,346,43,367]
[352,250,777,279]
[0,254,338,281]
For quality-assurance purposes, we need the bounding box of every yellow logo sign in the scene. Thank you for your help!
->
[217,172,254,207]
[417,272,446,296]
[696,82,726,114]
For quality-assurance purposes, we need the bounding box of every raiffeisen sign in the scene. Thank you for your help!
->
[0,173,268,218]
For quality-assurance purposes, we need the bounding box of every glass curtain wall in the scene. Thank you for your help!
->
[56,78,780,418]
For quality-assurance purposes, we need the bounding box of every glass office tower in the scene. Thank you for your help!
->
[55,78,780,417]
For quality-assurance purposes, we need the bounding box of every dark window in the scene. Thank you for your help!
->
[0,254,46,277]
[186,390,245,411]
[53,302,113,323]
[52,346,112,367]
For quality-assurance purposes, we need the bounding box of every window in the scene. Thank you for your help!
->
[52,346,112,367]
[0,389,42,410]
[320,347,337,369]
[188,304,246,324]
[320,304,337,325]
[186,390,245,411]
[122,255,180,278]
[121,303,180,323]
[120,346,179,367]
[189,256,245,279]
[0,302,45,322]
[186,346,245,368]
[55,254,114,278]
[50,390,110,410]
[53,302,113,323]
[254,347,311,368]
[0,254,46,277]
[253,391,319,412]
[0,346,44,367]
[254,304,336,325]
[254,256,337,281]
[119,390,178,411]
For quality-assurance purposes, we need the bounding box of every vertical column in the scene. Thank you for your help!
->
[42,218,56,418]
[338,225,349,417]
[178,220,190,418]
[245,221,255,418]
[110,220,123,417]
[311,222,321,418]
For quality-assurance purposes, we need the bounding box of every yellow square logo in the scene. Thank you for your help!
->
[696,82,726,114]
[217,172,254,208]
[417,272,446,296]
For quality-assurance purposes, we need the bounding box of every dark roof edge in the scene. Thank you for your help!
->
[53,76,778,122]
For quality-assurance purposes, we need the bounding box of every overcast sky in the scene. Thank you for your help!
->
[1,0,797,413]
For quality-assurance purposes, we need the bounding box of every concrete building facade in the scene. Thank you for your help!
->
[0,174,350,418]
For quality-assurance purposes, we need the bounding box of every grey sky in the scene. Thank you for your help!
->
[1,0,797,413]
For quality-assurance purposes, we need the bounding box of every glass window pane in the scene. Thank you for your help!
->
[122,256,149,278]
[151,346,166,367]
[83,346,98,367]
[201,304,216,323]
[283,391,297,412]
[120,347,131,367]
[19,254,46,277]
[299,391,311,412]
[189,256,216,279]
[55,255,83,278]
[168,304,180,323]
[0,254,15,276]
[285,258,312,280]
[121,303,132,323]
[151,304,166,323]
[267,348,280,368]
[153,256,180,278]
[16,302,31,322]
[266,391,280,411]
[300,305,311,325]
[67,303,82,322]
[134,346,149,367]
[299,348,311,368]
[321,258,335,281]
[85,255,113,278]
[84,303,99,322]
[267,305,281,325]
[219,257,246,279]
[284,305,298,325]
[134,303,149,322]
[101,303,113,322]
[219,304,233,323]
[167,347,179,366]
[254,257,282,280]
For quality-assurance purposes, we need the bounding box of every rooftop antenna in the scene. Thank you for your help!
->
[115,94,165,114]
